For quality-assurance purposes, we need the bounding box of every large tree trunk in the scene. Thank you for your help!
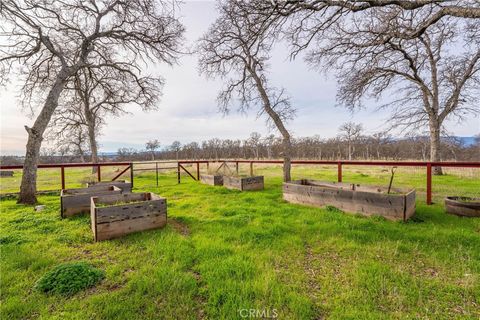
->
[249,67,292,182]
[18,71,69,204]
[84,107,99,174]
[282,138,292,182]
[429,121,443,175]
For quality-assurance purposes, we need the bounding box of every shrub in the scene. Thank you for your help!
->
[35,262,104,296]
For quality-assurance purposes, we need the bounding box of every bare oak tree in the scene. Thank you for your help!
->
[304,9,479,174]
[46,120,89,163]
[0,0,184,203]
[198,0,295,182]
[53,66,161,172]
[170,140,181,160]
[264,0,480,45]
[338,122,364,161]
[146,139,161,160]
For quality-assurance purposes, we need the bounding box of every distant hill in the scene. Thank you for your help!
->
[457,136,476,146]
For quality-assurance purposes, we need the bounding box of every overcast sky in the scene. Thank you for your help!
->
[1,0,479,156]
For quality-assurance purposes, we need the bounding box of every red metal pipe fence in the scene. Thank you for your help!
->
[1,159,478,205]
[0,162,133,192]
[178,159,480,205]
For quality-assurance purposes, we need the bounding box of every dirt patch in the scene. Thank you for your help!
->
[303,242,325,320]
[169,218,190,236]
[186,257,206,319]
[193,273,207,320]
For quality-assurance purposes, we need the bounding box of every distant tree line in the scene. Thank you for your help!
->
[132,132,480,162]
[2,129,477,166]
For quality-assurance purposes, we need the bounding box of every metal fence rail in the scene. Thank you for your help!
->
[1,159,479,205]
[0,162,133,191]
[178,160,480,205]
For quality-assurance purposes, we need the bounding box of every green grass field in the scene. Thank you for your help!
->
[1,165,479,319]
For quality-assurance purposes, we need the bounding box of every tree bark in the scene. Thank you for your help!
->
[249,66,292,182]
[85,108,99,174]
[429,121,443,175]
[18,69,70,204]
[282,138,292,182]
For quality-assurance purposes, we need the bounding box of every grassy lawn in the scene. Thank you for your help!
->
[1,166,479,319]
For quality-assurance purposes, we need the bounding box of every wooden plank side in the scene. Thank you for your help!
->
[223,176,242,190]
[87,181,132,193]
[63,185,120,195]
[91,198,97,240]
[95,214,167,241]
[224,176,264,191]
[61,187,122,217]
[95,200,167,224]
[93,192,149,205]
[200,174,223,186]
[404,189,416,220]
[242,176,264,191]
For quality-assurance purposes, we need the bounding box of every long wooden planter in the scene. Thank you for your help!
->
[60,186,122,218]
[87,180,132,193]
[90,192,167,241]
[283,179,416,221]
[223,176,264,191]
[445,197,480,217]
[200,174,224,186]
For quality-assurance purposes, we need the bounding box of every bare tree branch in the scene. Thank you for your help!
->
[198,0,296,181]
[0,0,184,203]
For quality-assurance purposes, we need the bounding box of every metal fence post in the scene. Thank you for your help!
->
[337,162,342,182]
[196,162,200,180]
[130,163,134,189]
[427,163,432,205]
[156,162,159,187]
[61,166,65,190]
[97,165,101,182]
[250,161,253,176]
[236,161,239,175]
[177,162,181,184]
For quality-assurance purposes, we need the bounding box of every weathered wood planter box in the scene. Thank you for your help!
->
[61,186,122,218]
[283,179,416,221]
[87,180,132,193]
[223,176,264,191]
[200,174,224,186]
[90,192,167,241]
[0,170,14,177]
[445,197,480,217]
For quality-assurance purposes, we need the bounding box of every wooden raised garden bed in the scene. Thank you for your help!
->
[445,197,480,217]
[90,192,167,241]
[223,176,264,191]
[200,174,224,186]
[283,179,416,221]
[87,180,132,193]
[60,186,122,218]
[0,170,14,177]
